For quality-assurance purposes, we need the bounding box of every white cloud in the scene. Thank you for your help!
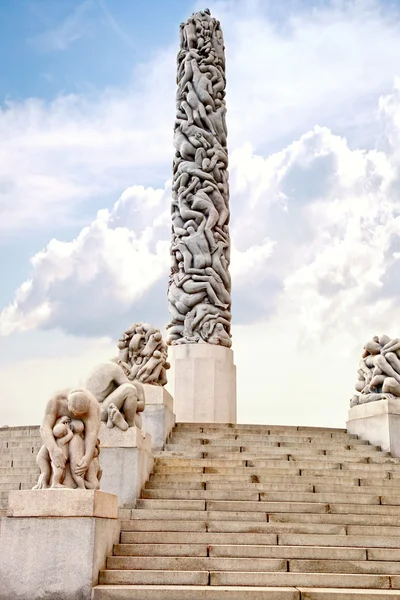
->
[4,0,400,427]
[3,81,400,347]
[0,184,172,337]
[2,0,400,235]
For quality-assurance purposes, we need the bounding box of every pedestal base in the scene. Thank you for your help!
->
[169,344,237,423]
[0,490,119,600]
[98,424,153,506]
[142,384,175,449]
[347,398,400,456]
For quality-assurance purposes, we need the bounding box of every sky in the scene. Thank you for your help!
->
[2,0,400,428]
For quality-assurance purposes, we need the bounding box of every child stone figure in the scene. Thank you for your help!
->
[51,417,74,488]
[68,420,87,489]
[84,439,102,490]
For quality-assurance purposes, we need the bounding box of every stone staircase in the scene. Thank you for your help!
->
[0,426,40,516]
[93,422,400,599]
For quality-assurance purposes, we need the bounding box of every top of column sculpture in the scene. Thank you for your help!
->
[167,8,232,348]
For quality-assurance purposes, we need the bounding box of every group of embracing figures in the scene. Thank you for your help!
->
[33,323,169,490]
[167,9,232,349]
[351,335,400,406]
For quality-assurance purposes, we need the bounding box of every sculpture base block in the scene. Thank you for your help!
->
[98,424,153,506]
[142,384,175,449]
[347,398,400,457]
[0,491,119,600]
[7,488,118,518]
[169,344,237,423]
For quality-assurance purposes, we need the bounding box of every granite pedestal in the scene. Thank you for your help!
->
[98,424,153,506]
[347,397,400,456]
[0,489,119,600]
[141,384,175,449]
[168,344,237,423]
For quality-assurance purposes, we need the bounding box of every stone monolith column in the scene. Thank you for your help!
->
[167,9,237,423]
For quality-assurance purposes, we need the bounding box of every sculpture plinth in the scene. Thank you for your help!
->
[347,397,400,457]
[98,424,153,506]
[0,490,119,600]
[169,344,236,423]
[167,9,237,423]
[141,383,175,449]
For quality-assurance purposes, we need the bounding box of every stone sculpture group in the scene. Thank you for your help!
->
[351,335,400,406]
[33,322,168,489]
[117,322,170,386]
[167,8,232,348]
[34,388,102,490]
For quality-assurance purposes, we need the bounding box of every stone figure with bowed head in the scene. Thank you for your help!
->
[33,388,101,489]
[85,360,145,431]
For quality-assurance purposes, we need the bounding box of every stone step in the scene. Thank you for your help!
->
[106,556,287,572]
[152,466,398,479]
[280,533,400,547]
[129,510,400,527]
[173,428,351,438]
[137,499,206,510]
[170,434,356,444]
[173,424,347,433]
[0,467,39,476]
[209,545,368,560]
[100,570,209,585]
[99,570,391,588]
[145,481,316,493]
[165,443,383,455]
[0,482,35,491]
[315,484,400,495]
[0,427,39,436]
[141,489,383,504]
[210,572,393,588]
[161,451,385,463]
[120,532,278,545]
[0,459,38,468]
[92,584,400,599]
[269,513,399,526]
[302,469,392,479]
[149,471,386,483]
[152,466,301,476]
[146,480,400,495]
[130,510,269,522]
[168,438,371,448]
[0,447,40,455]
[290,559,400,574]
[107,555,400,575]
[141,489,262,501]
[153,462,400,474]
[171,430,356,439]
[155,456,389,467]
[120,530,400,548]
[120,520,347,534]
[92,584,302,599]
[138,499,400,516]
[113,544,368,561]
[297,591,400,599]
[0,475,38,484]
[114,543,209,557]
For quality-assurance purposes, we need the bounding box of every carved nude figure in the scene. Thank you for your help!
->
[85,362,144,431]
[47,417,73,488]
[351,335,400,406]
[168,9,232,346]
[117,322,170,388]
[33,388,101,489]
